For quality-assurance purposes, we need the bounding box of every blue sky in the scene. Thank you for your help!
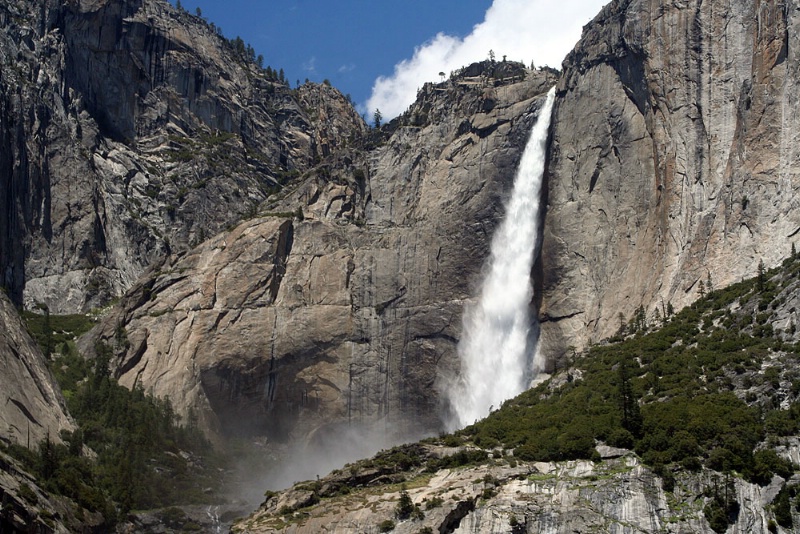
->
[174,0,608,117]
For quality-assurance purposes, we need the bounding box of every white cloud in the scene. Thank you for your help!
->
[302,56,317,73]
[338,63,356,73]
[365,0,608,118]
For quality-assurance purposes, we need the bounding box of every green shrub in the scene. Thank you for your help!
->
[18,482,38,504]
[11,344,224,525]
[773,485,795,529]
[378,519,395,532]
[425,496,444,509]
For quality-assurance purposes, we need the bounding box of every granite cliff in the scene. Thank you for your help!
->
[79,65,558,450]
[0,0,364,314]
[0,291,77,532]
[0,292,72,451]
[233,450,790,534]
[540,0,800,362]
[3,0,800,530]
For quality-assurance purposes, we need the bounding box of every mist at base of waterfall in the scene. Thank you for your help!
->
[227,420,433,508]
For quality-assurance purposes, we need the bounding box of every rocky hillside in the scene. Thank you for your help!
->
[234,453,786,534]
[233,255,800,533]
[0,0,364,314]
[540,0,800,362]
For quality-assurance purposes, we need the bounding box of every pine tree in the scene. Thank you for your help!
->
[38,432,59,480]
[395,485,414,519]
[233,37,245,57]
[618,360,642,437]
[617,312,627,337]
[651,307,662,327]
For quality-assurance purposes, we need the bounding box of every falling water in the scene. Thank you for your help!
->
[446,86,556,430]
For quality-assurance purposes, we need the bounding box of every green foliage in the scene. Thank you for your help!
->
[17,482,38,504]
[703,475,739,533]
[11,345,224,524]
[370,444,427,472]
[425,495,444,509]
[772,484,796,529]
[426,448,488,471]
[745,449,794,485]
[23,311,94,358]
[395,485,423,520]
[378,519,395,532]
[441,434,461,447]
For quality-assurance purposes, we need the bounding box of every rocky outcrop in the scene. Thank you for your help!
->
[1,451,69,533]
[0,292,73,449]
[540,0,800,361]
[0,0,365,313]
[79,68,558,450]
[232,450,788,533]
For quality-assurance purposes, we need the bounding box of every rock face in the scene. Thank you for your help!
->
[79,68,558,449]
[0,0,365,313]
[0,292,73,448]
[540,0,800,360]
[21,0,800,454]
[11,0,800,529]
[0,451,71,533]
[232,450,787,534]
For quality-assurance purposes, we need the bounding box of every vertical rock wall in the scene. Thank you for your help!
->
[0,292,73,448]
[540,0,800,360]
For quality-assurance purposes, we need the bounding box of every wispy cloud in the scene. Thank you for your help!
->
[338,63,356,73]
[365,0,607,118]
[302,56,317,73]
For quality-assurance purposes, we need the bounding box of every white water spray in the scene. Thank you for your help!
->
[446,86,556,430]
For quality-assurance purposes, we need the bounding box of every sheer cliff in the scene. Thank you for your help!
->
[0,0,365,314]
[79,68,558,447]
[540,0,800,361]
[0,292,72,449]
[10,0,800,448]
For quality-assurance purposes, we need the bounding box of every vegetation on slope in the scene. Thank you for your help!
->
[6,315,225,527]
[461,256,800,483]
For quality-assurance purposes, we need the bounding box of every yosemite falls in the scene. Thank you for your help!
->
[446,87,556,430]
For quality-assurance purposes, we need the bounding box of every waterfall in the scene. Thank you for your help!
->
[446,86,556,430]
